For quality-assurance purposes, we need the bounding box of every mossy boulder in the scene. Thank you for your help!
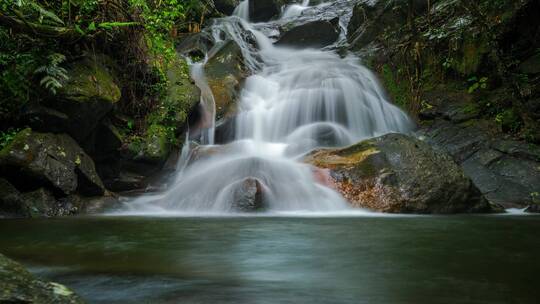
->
[304,133,491,214]
[205,41,248,120]
[0,129,105,196]
[125,124,171,165]
[45,55,121,141]
[164,58,201,127]
[0,253,84,303]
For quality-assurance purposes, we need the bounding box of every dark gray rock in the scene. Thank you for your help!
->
[20,104,70,134]
[0,178,26,218]
[48,56,121,142]
[0,253,84,303]
[249,0,280,22]
[0,180,78,218]
[231,178,264,212]
[214,0,240,15]
[276,18,340,48]
[304,133,491,214]
[0,129,105,196]
[419,120,540,208]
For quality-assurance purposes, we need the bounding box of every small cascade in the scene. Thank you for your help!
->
[125,0,413,214]
[233,0,249,21]
[282,0,311,19]
[189,61,215,145]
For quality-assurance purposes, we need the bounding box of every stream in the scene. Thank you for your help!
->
[1,215,539,303]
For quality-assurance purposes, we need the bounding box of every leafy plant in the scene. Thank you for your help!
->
[34,53,69,95]
[0,129,20,150]
[467,76,488,93]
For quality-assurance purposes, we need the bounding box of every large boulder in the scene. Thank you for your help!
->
[0,129,105,196]
[249,0,280,22]
[0,179,78,218]
[214,0,240,15]
[304,133,492,214]
[205,41,248,120]
[0,178,26,218]
[41,56,121,142]
[0,253,84,304]
[420,119,540,208]
[276,18,340,48]
[231,178,265,212]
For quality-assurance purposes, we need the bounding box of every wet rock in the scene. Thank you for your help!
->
[176,32,214,59]
[0,180,78,218]
[420,120,540,208]
[0,253,84,304]
[47,55,121,142]
[104,171,146,192]
[21,188,60,217]
[304,133,491,214]
[61,194,121,215]
[249,0,280,22]
[20,104,70,134]
[0,129,105,196]
[525,203,540,213]
[0,178,26,218]
[231,178,264,212]
[276,18,340,48]
[205,41,248,120]
[214,0,240,15]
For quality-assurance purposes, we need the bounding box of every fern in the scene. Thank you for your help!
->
[29,2,64,25]
[34,53,69,95]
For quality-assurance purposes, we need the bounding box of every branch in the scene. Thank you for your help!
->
[0,11,80,40]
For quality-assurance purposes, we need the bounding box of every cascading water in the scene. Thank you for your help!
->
[125,0,413,214]
[282,0,311,19]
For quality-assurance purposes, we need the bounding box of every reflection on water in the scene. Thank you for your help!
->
[1,216,539,303]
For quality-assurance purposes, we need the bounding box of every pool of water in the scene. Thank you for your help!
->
[1,215,539,303]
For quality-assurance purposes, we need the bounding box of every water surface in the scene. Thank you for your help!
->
[1,215,539,303]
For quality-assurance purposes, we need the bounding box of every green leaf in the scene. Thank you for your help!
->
[88,22,96,32]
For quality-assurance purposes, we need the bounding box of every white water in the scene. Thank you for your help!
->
[282,0,311,19]
[125,0,413,214]
[233,0,249,20]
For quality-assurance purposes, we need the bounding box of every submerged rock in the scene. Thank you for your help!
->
[305,133,491,214]
[0,129,105,196]
[0,253,84,303]
[231,178,265,212]
[276,18,340,48]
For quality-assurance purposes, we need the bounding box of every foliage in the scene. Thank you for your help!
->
[0,128,20,150]
[467,76,488,93]
[34,53,68,95]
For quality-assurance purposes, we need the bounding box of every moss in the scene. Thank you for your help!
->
[452,35,489,76]
[0,128,32,161]
[380,64,411,109]
[61,57,121,104]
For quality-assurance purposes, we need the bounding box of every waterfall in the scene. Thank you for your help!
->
[282,0,311,19]
[125,0,413,214]
[233,0,249,20]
